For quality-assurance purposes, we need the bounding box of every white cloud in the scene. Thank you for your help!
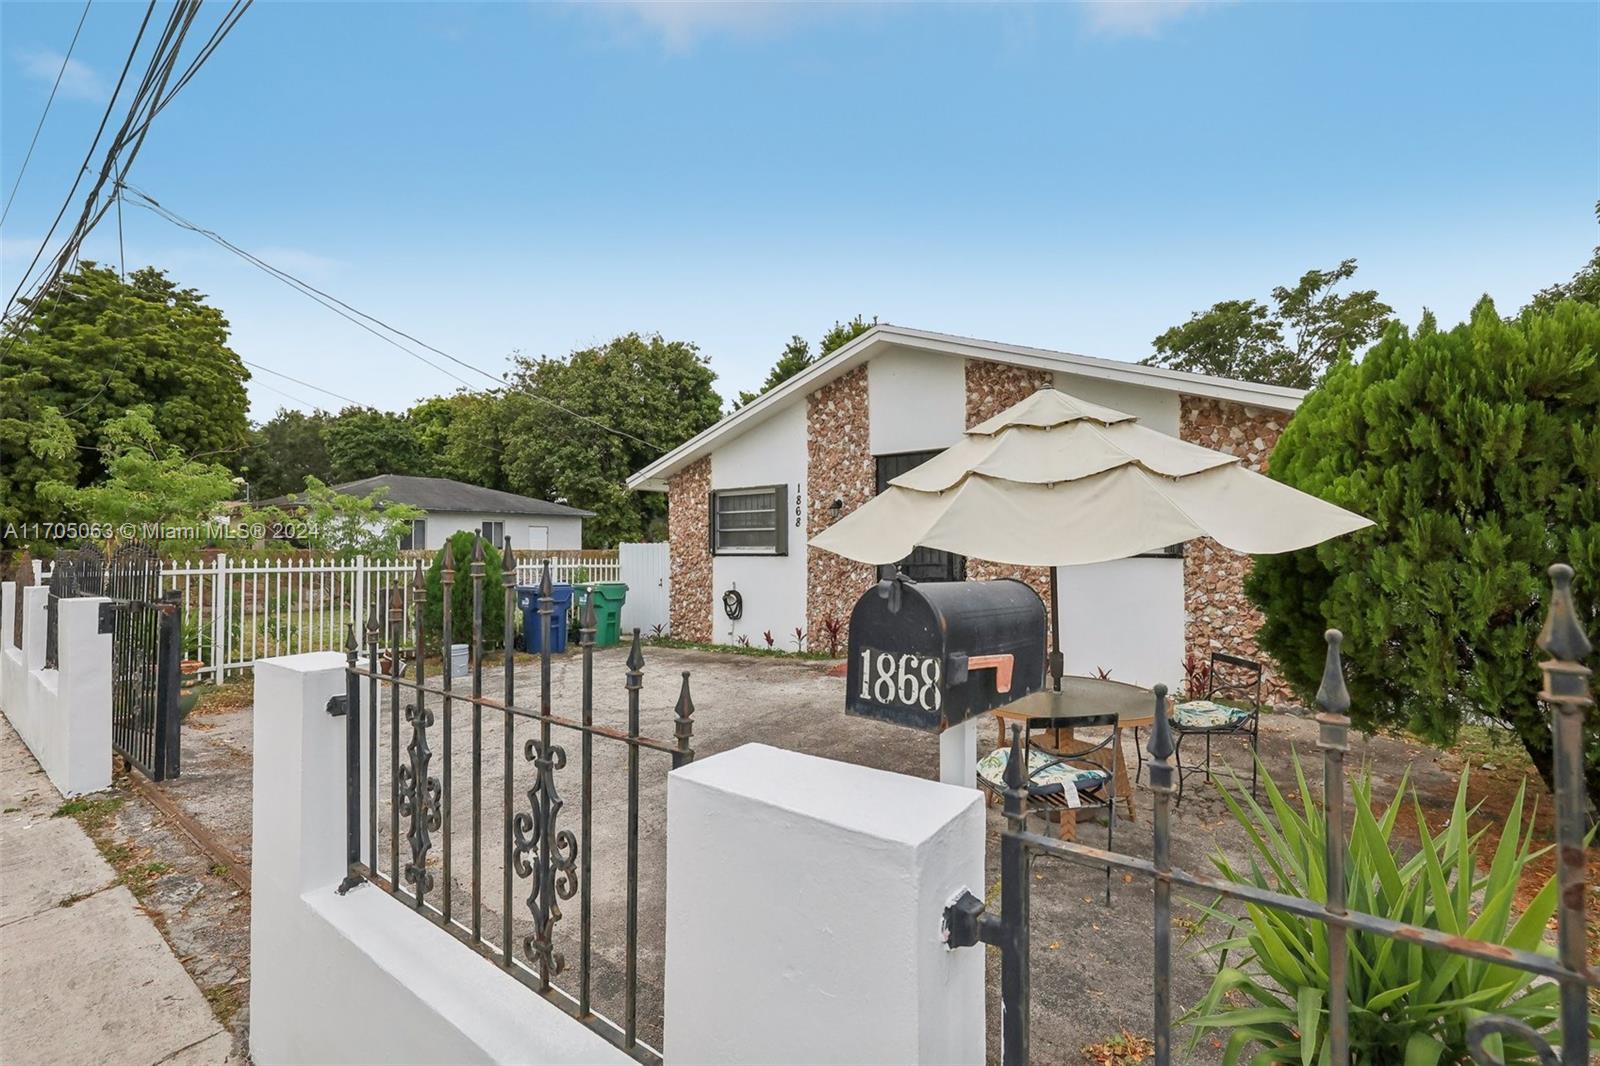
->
[1080,0,1206,37]
[16,48,106,101]
[592,2,831,51]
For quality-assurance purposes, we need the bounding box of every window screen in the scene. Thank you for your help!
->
[711,486,786,554]
[875,451,965,582]
[481,520,505,546]
[399,519,427,551]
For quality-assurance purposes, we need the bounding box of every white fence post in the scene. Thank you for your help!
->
[212,553,228,684]
[664,744,986,1064]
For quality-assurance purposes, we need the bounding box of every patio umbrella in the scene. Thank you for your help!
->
[809,388,1373,683]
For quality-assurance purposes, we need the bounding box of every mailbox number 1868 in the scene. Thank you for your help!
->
[858,647,942,712]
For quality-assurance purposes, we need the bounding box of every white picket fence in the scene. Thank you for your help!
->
[38,548,653,683]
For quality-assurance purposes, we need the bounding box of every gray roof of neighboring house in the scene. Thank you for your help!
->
[264,475,594,517]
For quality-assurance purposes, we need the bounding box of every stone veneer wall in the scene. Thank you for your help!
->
[1177,396,1293,704]
[667,457,712,643]
[963,361,1054,609]
[804,367,875,650]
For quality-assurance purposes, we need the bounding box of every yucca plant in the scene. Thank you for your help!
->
[1185,754,1592,1065]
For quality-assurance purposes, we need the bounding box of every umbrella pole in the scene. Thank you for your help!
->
[1049,567,1063,692]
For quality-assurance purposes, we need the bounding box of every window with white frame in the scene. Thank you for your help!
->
[711,485,787,555]
[399,519,427,551]
[481,520,505,546]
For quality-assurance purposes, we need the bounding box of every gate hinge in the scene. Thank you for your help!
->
[942,889,1000,950]
[97,602,117,634]
[325,694,347,717]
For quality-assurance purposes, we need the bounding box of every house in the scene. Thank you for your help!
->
[627,324,1305,700]
[267,474,592,551]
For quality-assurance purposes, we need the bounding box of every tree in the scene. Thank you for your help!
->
[1143,260,1394,388]
[0,264,250,489]
[247,476,424,559]
[239,408,334,500]
[424,530,506,650]
[38,405,238,556]
[323,408,425,483]
[1524,201,1600,314]
[499,332,722,546]
[734,315,876,408]
[0,389,79,553]
[408,391,508,489]
[1245,298,1600,811]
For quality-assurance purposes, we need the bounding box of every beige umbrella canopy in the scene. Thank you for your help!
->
[810,388,1372,569]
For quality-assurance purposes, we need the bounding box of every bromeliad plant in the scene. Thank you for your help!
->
[1185,755,1587,1065]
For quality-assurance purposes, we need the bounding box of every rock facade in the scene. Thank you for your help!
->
[667,457,711,643]
[963,360,1054,610]
[1178,396,1292,703]
[804,367,876,651]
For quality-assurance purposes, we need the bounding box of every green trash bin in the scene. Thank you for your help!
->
[576,582,628,647]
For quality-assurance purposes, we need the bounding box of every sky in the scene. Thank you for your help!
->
[2,1,1597,422]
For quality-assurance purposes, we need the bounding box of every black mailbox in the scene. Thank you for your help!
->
[845,576,1047,732]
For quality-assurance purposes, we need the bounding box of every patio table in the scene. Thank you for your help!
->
[989,675,1156,823]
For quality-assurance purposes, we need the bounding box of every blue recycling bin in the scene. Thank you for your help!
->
[517,584,573,652]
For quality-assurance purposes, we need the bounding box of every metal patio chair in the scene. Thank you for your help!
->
[1169,651,1263,806]
[977,713,1119,904]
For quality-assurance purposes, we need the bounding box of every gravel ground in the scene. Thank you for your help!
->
[117,642,1556,1065]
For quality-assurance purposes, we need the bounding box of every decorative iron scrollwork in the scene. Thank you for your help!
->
[512,735,579,975]
[1464,1016,1560,1066]
[397,702,442,899]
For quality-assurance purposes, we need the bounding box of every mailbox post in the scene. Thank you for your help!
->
[846,575,1048,786]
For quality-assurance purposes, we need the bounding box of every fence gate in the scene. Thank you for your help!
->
[106,544,183,781]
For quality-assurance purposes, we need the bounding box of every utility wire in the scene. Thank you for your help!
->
[0,0,94,230]
[123,184,667,451]
[242,358,366,409]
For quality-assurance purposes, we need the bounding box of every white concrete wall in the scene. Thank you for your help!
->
[869,345,967,455]
[665,744,985,1065]
[249,652,631,1066]
[709,401,808,645]
[419,512,585,552]
[1056,557,1184,690]
[1053,369,1180,435]
[0,584,112,796]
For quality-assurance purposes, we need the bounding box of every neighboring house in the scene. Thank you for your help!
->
[266,474,592,551]
[627,324,1304,700]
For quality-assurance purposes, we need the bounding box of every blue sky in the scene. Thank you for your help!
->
[3,1,1597,421]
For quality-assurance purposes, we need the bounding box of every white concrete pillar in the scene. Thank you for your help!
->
[2,580,14,652]
[55,596,112,795]
[20,585,47,671]
[939,718,979,788]
[664,743,986,1066]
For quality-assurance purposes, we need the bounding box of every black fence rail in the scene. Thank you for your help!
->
[946,563,1597,1065]
[106,543,181,781]
[339,535,694,1062]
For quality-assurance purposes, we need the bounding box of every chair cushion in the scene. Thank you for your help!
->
[977,746,1111,796]
[1171,700,1252,730]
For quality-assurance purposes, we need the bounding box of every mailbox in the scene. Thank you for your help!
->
[845,576,1047,732]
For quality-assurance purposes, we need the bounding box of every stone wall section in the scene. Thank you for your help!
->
[804,367,876,651]
[963,360,1054,609]
[1178,396,1294,704]
[667,457,712,643]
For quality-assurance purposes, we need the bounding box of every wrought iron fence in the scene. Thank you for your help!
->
[337,536,694,1062]
[106,544,182,781]
[43,546,104,669]
[946,563,1596,1065]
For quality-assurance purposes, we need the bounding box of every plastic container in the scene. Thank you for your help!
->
[447,643,469,680]
[516,584,573,652]
[576,582,628,647]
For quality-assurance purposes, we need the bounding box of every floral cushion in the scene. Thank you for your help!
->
[1171,700,1252,730]
[977,746,1110,808]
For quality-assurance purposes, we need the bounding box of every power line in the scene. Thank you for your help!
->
[242,359,366,409]
[0,0,94,230]
[250,378,319,411]
[122,184,667,452]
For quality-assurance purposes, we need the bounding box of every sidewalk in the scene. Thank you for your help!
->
[0,714,231,1066]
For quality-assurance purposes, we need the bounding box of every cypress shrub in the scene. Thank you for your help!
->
[424,530,507,650]
[1246,298,1600,810]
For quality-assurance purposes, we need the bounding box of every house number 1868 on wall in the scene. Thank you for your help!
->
[857,647,942,712]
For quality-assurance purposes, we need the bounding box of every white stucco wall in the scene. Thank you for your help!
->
[416,511,584,552]
[709,402,807,645]
[1053,370,1180,434]
[664,744,985,1064]
[1055,557,1185,690]
[869,345,967,455]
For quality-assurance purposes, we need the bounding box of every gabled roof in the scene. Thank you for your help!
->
[627,324,1307,492]
[265,475,594,517]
